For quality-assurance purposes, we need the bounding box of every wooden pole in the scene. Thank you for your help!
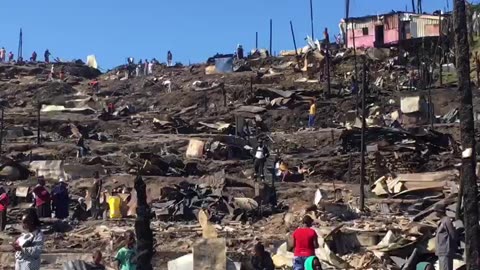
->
[37,103,41,145]
[352,22,359,116]
[255,32,258,49]
[359,61,367,212]
[290,21,299,57]
[309,0,315,40]
[345,0,350,47]
[454,0,480,269]
[269,19,273,57]
[439,13,443,86]
[326,29,331,97]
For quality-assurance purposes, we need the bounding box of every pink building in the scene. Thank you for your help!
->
[344,12,443,48]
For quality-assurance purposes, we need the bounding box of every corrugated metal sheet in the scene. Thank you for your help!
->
[411,16,440,38]
[385,14,399,30]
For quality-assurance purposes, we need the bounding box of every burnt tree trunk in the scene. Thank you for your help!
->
[468,2,475,46]
[454,1,480,270]
[134,176,153,270]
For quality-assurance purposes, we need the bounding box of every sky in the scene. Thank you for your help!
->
[0,0,452,70]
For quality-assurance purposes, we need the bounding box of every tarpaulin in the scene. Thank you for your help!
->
[215,57,233,73]
[86,55,98,69]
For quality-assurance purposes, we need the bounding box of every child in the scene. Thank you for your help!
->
[114,231,136,270]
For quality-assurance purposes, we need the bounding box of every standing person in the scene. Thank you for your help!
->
[48,65,55,81]
[144,60,149,76]
[237,45,244,60]
[251,243,274,270]
[0,187,9,231]
[76,135,89,157]
[434,204,457,270]
[30,51,37,62]
[51,178,69,219]
[114,231,137,270]
[44,49,51,63]
[308,100,316,128]
[0,47,5,62]
[90,172,103,220]
[32,176,51,218]
[8,52,14,62]
[147,60,153,75]
[167,51,173,67]
[290,215,319,270]
[253,139,270,182]
[13,209,44,270]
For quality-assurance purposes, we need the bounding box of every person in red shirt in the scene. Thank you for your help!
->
[0,187,9,231]
[32,176,51,218]
[290,215,319,270]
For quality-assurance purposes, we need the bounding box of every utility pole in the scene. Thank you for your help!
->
[345,0,350,47]
[309,0,315,40]
[17,28,23,62]
[269,19,273,57]
[352,21,359,116]
[359,61,367,212]
[417,0,422,14]
[290,21,299,58]
[454,1,480,269]
[439,12,443,86]
[412,0,416,13]
[326,28,331,97]
[255,32,258,49]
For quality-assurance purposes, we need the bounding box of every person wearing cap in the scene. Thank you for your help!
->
[51,178,69,219]
[72,197,88,221]
[0,187,9,231]
[434,204,457,270]
[32,176,51,218]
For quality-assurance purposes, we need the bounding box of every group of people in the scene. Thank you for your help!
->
[0,171,141,270]
[0,47,51,63]
[125,51,174,78]
[0,47,14,63]
[0,175,70,232]
[278,206,456,270]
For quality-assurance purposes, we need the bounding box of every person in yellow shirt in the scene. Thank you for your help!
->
[308,100,316,128]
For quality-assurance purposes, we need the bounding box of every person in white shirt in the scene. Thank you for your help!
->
[253,139,270,181]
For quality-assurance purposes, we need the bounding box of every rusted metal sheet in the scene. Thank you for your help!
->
[385,14,399,30]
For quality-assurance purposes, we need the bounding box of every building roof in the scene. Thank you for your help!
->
[344,11,446,22]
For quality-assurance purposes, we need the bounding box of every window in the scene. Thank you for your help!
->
[362,27,369,36]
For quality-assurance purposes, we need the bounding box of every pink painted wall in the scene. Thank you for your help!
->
[347,29,375,48]
[384,29,399,44]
